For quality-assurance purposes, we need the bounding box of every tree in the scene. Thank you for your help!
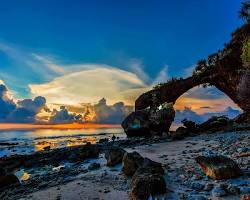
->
[239,0,250,22]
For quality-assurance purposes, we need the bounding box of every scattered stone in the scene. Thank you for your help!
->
[191,182,205,191]
[88,163,100,170]
[241,194,250,200]
[0,142,19,146]
[105,147,126,166]
[227,184,240,194]
[43,146,51,151]
[240,187,250,194]
[195,155,243,179]
[98,138,109,143]
[212,186,227,197]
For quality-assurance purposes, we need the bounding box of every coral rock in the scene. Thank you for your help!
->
[195,155,243,180]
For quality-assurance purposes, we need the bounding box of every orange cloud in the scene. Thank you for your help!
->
[175,96,240,114]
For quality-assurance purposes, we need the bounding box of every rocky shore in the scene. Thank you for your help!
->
[0,126,249,200]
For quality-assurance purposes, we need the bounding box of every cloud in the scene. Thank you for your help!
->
[129,59,150,83]
[184,86,226,100]
[32,54,65,75]
[29,65,150,106]
[50,98,134,124]
[174,106,241,125]
[93,98,133,124]
[183,65,195,77]
[0,84,17,120]
[0,80,4,85]
[49,106,82,124]
[0,83,48,123]
[152,65,168,85]
[175,107,203,124]
[0,42,66,81]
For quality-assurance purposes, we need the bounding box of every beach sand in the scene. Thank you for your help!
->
[14,130,249,200]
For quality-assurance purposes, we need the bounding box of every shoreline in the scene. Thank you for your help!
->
[0,123,122,131]
[0,129,249,199]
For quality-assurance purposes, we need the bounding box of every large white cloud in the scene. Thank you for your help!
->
[29,65,150,106]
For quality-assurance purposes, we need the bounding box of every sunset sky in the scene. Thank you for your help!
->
[0,0,243,125]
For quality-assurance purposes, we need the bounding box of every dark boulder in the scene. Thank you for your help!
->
[197,116,232,133]
[0,174,20,189]
[105,147,126,166]
[122,151,167,199]
[195,155,243,180]
[121,110,151,137]
[122,103,175,137]
[182,119,197,132]
[131,172,166,200]
[122,152,144,176]
[171,126,190,140]
[136,158,165,175]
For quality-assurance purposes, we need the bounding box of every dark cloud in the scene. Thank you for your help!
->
[49,106,82,124]
[0,84,16,120]
[0,84,48,123]
[174,106,241,125]
[200,106,211,109]
[175,107,203,124]
[94,98,133,124]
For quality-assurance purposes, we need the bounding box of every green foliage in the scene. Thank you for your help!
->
[153,77,179,90]
[239,0,250,22]
[242,37,250,69]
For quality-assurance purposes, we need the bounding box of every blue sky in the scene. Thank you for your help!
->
[0,0,243,107]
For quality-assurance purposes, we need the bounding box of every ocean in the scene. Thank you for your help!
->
[0,127,124,157]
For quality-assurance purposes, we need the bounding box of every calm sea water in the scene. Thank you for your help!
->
[0,128,124,157]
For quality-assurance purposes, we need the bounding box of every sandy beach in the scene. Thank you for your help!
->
[3,130,248,200]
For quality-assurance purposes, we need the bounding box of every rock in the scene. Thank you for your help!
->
[88,162,100,170]
[134,22,250,122]
[105,147,126,167]
[212,186,227,197]
[122,152,144,176]
[241,194,250,200]
[182,119,197,132]
[197,116,232,133]
[121,110,151,137]
[122,103,175,137]
[171,127,190,140]
[98,138,109,143]
[195,155,243,179]
[0,142,19,146]
[135,158,164,176]
[0,167,5,176]
[43,146,51,151]
[204,183,214,191]
[187,196,206,200]
[191,182,205,191]
[240,187,250,194]
[227,184,240,194]
[0,174,20,189]
[229,179,249,187]
[131,172,166,200]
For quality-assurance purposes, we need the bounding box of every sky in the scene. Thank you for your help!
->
[0,0,244,124]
